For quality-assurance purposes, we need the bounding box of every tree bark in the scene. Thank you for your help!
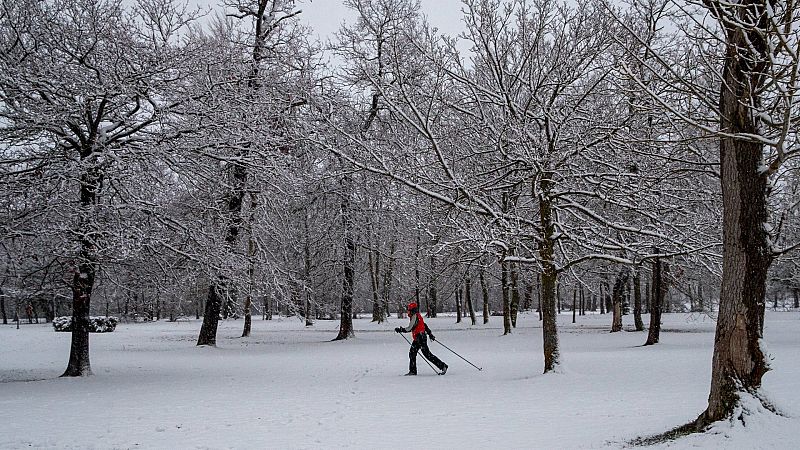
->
[572,289,576,324]
[455,285,462,323]
[509,256,521,328]
[501,254,511,335]
[645,250,665,346]
[695,1,773,423]
[334,176,355,341]
[368,235,383,323]
[538,177,560,373]
[633,267,644,331]
[1,289,7,325]
[465,274,476,325]
[611,269,629,333]
[480,266,489,324]
[428,253,438,318]
[63,149,102,377]
[599,282,606,314]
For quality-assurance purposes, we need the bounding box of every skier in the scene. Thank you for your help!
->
[395,302,448,375]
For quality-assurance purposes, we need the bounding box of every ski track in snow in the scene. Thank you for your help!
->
[0,312,798,449]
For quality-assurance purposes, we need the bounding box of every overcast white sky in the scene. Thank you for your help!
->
[297,0,467,43]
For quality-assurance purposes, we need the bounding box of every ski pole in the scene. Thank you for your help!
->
[399,333,439,374]
[434,339,482,371]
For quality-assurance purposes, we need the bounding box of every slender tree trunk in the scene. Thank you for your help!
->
[334,176,355,341]
[633,267,644,331]
[645,250,665,346]
[382,239,395,321]
[794,289,799,309]
[465,274,476,325]
[480,266,489,324]
[243,194,259,337]
[600,282,606,314]
[501,254,511,335]
[524,279,533,312]
[509,256,520,328]
[368,235,383,323]
[428,253,438,318]
[1,290,7,325]
[455,285,462,323]
[572,289,576,324]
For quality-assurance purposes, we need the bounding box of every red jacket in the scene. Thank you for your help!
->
[404,312,432,340]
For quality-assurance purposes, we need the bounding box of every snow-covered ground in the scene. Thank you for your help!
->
[1,311,798,449]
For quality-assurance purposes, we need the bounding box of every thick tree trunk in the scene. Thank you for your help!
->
[198,284,223,346]
[334,178,355,341]
[633,268,644,331]
[696,9,772,422]
[645,251,664,346]
[480,266,489,324]
[465,275,476,325]
[63,153,102,377]
[611,269,629,333]
[538,178,560,373]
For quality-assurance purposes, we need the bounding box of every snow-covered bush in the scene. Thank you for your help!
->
[53,316,119,333]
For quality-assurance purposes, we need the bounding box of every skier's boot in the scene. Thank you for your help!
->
[439,364,448,375]
[404,371,417,376]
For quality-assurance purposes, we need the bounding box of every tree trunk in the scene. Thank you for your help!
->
[633,267,644,331]
[455,285,462,323]
[465,275,476,326]
[501,254,511,335]
[1,290,7,325]
[334,177,355,341]
[695,5,773,423]
[368,237,383,323]
[524,279,533,312]
[572,289,576,324]
[611,269,629,333]
[63,152,102,377]
[599,282,606,314]
[382,239,395,321]
[480,266,489,324]
[509,256,520,328]
[428,253,438,318]
[645,250,664,346]
[538,178,560,373]
[794,289,799,309]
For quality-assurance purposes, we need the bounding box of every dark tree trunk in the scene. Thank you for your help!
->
[382,239,395,321]
[501,255,511,335]
[334,178,355,341]
[465,275,476,325]
[63,151,102,377]
[480,266,489,324]
[644,280,651,315]
[243,194,259,337]
[509,256,520,328]
[645,250,665,346]
[198,284,223,346]
[693,3,773,425]
[428,253,438,318]
[572,289,576,324]
[1,290,8,325]
[455,285,462,323]
[524,279,533,312]
[611,269,629,333]
[794,289,799,309]
[538,178,560,373]
[633,268,644,331]
[368,241,383,323]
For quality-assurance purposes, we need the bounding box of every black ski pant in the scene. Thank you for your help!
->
[409,333,446,374]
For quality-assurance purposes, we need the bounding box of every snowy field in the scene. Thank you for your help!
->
[1,312,798,449]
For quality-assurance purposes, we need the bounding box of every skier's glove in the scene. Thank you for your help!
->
[429,334,436,341]
[394,327,402,333]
